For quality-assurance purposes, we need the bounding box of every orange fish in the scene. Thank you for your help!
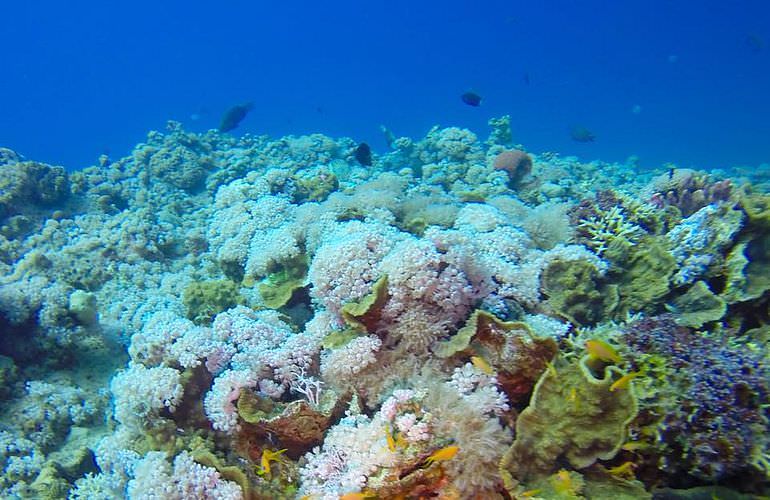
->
[339,492,376,500]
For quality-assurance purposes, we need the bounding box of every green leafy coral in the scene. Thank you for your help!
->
[340,275,389,332]
[669,280,727,328]
[613,236,676,316]
[499,355,639,487]
[183,279,245,325]
[258,254,309,309]
[542,259,618,326]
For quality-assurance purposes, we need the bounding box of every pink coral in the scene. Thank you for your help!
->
[203,369,257,432]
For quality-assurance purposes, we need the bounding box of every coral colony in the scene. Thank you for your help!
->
[0,116,768,499]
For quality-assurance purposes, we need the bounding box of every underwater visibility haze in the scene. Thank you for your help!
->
[1,1,770,499]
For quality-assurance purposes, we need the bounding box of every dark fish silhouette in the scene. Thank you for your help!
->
[570,125,595,143]
[219,102,254,132]
[461,91,482,106]
[522,73,531,85]
[354,142,372,166]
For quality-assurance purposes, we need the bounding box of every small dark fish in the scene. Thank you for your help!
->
[219,102,254,132]
[522,73,530,85]
[461,91,482,107]
[354,142,372,166]
[570,125,595,143]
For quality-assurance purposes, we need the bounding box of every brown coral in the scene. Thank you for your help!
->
[493,149,532,186]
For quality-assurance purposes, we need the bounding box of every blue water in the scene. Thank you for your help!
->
[2,0,769,170]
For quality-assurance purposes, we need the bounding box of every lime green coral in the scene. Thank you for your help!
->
[722,235,770,304]
[183,279,245,325]
[258,254,308,309]
[499,355,638,485]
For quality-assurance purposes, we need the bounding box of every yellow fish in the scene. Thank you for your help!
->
[385,424,397,452]
[471,355,494,375]
[607,461,636,479]
[423,445,459,466]
[384,424,407,452]
[585,339,622,364]
[551,469,578,495]
[258,448,287,478]
[610,371,641,392]
[520,489,542,497]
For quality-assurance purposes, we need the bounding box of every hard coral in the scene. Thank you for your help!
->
[493,149,532,187]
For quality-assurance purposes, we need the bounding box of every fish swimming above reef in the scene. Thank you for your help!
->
[460,91,482,106]
[570,125,595,143]
[354,142,372,166]
[219,102,254,132]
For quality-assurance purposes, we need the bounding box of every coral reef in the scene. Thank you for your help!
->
[0,117,767,498]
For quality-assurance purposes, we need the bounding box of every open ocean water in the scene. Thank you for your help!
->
[1,1,769,499]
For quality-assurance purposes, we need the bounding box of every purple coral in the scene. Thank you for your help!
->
[625,315,770,481]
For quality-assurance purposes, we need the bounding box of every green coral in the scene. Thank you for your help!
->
[340,275,389,332]
[738,192,770,229]
[258,254,308,309]
[578,206,644,257]
[435,309,534,358]
[542,258,619,326]
[722,236,770,304]
[292,169,339,203]
[614,236,676,316]
[499,355,638,484]
[668,280,727,328]
[183,279,245,325]
[0,160,69,224]
[486,115,513,146]
[321,327,365,349]
[191,449,251,498]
